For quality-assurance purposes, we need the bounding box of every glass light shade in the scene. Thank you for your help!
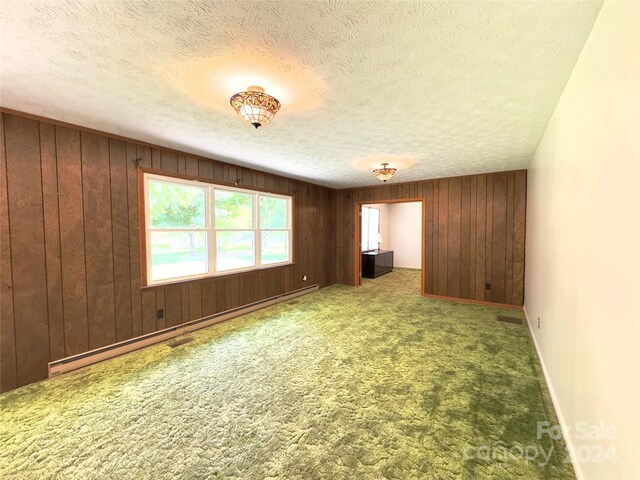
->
[373,163,397,182]
[230,86,281,128]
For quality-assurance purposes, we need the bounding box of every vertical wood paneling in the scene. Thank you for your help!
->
[185,156,199,176]
[1,112,337,392]
[56,125,89,356]
[126,142,143,338]
[39,122,65,361]
[505,173,515,304]
[475,175,487,300]
[244,168,255,189]
[177,154,186,174]
[491,173,508,304]
[180,285,190,323]
[201,280,215,317]
[163,287,182,327]
[265,270,277,299]
[302,186,311,285]
[333,170,526,308]
[161,151,178,173]
[460,176,471,300]
[81,132,116,349]
[437,179,448,295]
[432,181,439,294]
[512,171,527,305]
[0,110,524,393]
[189,283,202,320]
[228,276,240,309]
[484,174,494,301]
[424,181,434,293]
[314,186,323,287]
[334,190,345,281]
[213,161,224,182]
[447,177,461,297]
[0,114,18,391]
[215,277,227,313]
[155,289,165,330]
[345,190,355,284]
[138,146,152,169]
[141,290,156,334]
[198,159,213,179]
[109,139,133,342]
[4,115,50,384]
[469,177,477,297]
[323,188,336,286]
[151,148,162,169]
[242,273,255,305]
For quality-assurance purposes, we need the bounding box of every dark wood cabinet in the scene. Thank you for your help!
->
[361,250,394,279]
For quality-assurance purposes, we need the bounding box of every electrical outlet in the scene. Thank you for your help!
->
[485,283,491,290]
[157,308,164,319]
[302,275,307,281]
[537,317,541,329]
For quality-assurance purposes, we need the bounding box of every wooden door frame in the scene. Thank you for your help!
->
[354,198,427,295]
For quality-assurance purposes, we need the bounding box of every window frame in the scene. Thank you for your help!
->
[140,170,294,287]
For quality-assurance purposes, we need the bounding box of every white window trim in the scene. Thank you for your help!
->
[143,172,293,286]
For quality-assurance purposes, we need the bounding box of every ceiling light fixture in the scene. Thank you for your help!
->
[230,85,281,128]
[373,163,397,182]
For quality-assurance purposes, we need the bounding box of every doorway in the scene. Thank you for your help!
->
[354,198,426,295]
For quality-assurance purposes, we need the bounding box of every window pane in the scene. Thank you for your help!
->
[368,208,379,250]
[261,231,289,264]
[149,180,205,228]
[216,231,255,271]
[260,196,288,229]
[361,207,369,251]
[215,190,253,229]
[150,231,207,281]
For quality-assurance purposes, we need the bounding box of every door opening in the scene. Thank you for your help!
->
[354,198,426,295]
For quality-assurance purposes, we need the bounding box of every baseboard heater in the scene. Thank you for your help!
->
[49,283,319,378]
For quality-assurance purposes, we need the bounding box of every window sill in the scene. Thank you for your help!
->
[140,262,296,290]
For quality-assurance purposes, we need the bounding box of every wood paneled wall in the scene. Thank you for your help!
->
[0,112,336,392]
[334,171,527,306]
[0,109,527,393]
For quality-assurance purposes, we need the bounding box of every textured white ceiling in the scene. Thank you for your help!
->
[0,0,602,188]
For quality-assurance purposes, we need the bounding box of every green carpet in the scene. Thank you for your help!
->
[0,269,574,479]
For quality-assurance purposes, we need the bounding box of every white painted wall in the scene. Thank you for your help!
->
[388,202,422,268]
[524,2,640,479]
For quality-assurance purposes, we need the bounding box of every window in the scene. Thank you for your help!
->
[361,206,380,252]
[143,173,292,285]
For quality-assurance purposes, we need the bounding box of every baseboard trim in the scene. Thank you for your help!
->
[422,293,523,310]
[49,284,319,378]
[523,306,582,480]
